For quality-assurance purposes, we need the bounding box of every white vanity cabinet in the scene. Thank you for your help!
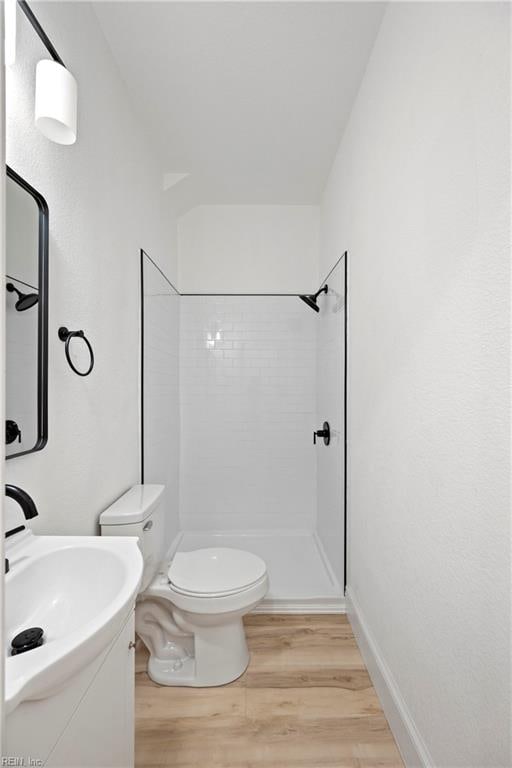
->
[6,611,135,768]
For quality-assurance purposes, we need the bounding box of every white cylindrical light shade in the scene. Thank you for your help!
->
[35,60,77,145]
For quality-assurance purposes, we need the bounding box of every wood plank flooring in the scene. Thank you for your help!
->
[135,614,403,768]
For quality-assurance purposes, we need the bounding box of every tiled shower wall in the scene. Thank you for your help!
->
[179,296,317,530]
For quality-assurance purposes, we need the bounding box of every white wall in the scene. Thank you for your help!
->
[5,3,177,535]
[178,205,319,294]
[316,258,345,588]
[320,3,510,765]
[179,296,317,530]
[142,254,180,549]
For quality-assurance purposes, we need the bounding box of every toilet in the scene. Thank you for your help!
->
[100,484,268,687]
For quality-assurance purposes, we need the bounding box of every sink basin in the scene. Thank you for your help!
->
[5,531,143,714]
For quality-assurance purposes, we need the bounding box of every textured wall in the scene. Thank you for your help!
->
[5,3,176,534]
[320,3,511,765]
[180,296,317,530]
[178,205,319,294]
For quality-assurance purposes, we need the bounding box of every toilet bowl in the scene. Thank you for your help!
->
[100,485,268,686]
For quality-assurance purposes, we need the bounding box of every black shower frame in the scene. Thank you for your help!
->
[6,166,49,460]
[140,250,180,485]
[140,249,349,592]
[317,251,349,592]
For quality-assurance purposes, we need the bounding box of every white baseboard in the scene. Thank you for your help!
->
[253,597,345,614]
[346,588,433,768]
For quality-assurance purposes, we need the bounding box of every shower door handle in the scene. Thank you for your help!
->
[313,422,330,446]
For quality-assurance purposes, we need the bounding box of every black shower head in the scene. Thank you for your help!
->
[6,282,39,311]
[299,294,320,312]
[299,284,328,313]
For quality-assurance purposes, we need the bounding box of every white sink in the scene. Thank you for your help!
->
[5,531,142,714]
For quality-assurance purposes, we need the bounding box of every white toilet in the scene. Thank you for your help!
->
[100,484,268,687]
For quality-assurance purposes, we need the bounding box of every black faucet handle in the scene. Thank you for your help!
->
[5,485,39,520]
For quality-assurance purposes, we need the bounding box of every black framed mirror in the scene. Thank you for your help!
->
[6,165,49,458]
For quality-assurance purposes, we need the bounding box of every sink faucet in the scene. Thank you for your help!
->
[5,484,38,541]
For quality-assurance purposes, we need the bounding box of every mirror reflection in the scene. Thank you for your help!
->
[5,169,48,457]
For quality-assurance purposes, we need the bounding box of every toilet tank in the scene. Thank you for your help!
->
[100,484,165,592]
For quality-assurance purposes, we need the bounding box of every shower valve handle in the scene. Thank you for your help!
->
[313,422,330,446]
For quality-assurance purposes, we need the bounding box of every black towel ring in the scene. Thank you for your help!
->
[58,326,94,377]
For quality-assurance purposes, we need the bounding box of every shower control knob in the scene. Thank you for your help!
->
[313,422,330,446]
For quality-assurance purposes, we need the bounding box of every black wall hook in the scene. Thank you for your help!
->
[58,326,94,376]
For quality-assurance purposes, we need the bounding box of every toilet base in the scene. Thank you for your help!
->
[146,618,251,687]
[135,588,262,687]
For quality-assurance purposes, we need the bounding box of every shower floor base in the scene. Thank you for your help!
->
[171,530,345,614]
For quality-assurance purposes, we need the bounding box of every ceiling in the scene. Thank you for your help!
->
[93,2,385,212]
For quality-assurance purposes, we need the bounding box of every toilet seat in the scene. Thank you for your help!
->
[168,548,267,597]
[165,572,269,616]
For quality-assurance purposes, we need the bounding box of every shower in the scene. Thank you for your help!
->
[299,284,328,312]
[6,282,39,311]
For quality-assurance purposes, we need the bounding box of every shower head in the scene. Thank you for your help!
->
[299,294,320,312]
[299,284,328,313]
[6,282,39,311]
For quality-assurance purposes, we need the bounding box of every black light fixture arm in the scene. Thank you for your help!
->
[18,1,65,66]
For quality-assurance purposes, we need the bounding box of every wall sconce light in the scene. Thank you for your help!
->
[35,59,77,145]
[4,0,17,67]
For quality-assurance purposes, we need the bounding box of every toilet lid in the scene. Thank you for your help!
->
[168,548,267,596]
